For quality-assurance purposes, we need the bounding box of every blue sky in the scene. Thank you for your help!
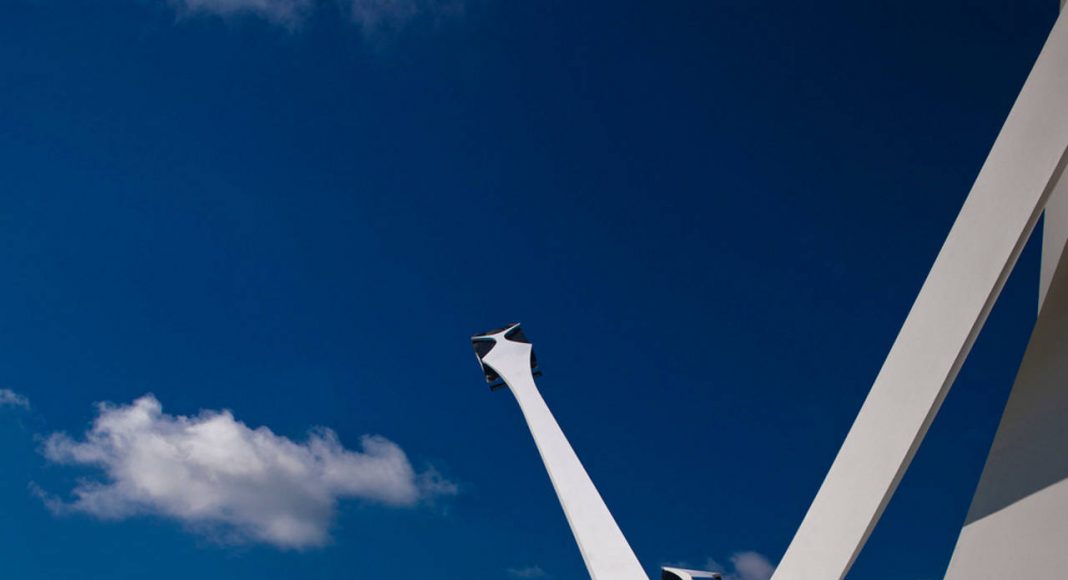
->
[0,0,1060,578]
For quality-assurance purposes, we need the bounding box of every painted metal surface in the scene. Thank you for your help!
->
[772,11,1068,580]
[473,324,648,580]
[1040,174,1068,309]
[944,234,1068,578]
[946,5,1068,576]
[661,566,723,580]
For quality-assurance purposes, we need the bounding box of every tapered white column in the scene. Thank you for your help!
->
[476,326,648,580]
[772,11,1068,580]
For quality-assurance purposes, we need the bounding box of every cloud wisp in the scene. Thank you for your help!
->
[38,394,454,548]
[166,0,461,33]
[0,388,30,410]
[507,565,548,578]
[169,0,312,27]
[705,552,775,580]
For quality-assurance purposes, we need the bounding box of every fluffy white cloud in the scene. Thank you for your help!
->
[39,395,454,548]
[0,388,30,409]
[166,0,458,32]
[704,552,775,580]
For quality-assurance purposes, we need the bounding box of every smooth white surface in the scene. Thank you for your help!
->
[944,235,1068,579]
[1040,175,1068,308]
[945,479,1068,579]
[662,567,722,579]
[477,326,648,580]
[772,11,1068,580]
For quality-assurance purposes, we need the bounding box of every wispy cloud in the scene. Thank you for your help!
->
[169,0,311,27]
[165,0,461,34]
[705,552,775,580]
[36,394,455,548]
[0,389,30,410]
[507,565,548,578]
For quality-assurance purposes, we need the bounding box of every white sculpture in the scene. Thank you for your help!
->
[472,8,1068,580]
[472,323,651,580]
[774,8,1068,580]
[661,567,723,580]
[473,324,725,580]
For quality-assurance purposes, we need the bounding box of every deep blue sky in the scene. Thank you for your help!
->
[0,0,1061,578]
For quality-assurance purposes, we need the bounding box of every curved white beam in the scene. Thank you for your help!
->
[474,324,648,580]
[773,11,1068,580]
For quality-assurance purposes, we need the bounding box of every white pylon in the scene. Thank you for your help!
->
[945,5,1068,570]
[472,324,649,580]
[773,8,1068,580]
[943,210,1068,578]
[472,10,1068,580]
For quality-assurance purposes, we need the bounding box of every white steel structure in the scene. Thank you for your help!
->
[943,221,1068,578]
[471,324,649,580]
[774,6,1068,580]
[471,324,723,580]
[661,567,723,580]
[472,6,1068,580]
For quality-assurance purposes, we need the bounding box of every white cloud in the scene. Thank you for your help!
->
[38,394,454,548]
[728,552,775,580]
[165,0,459,32]
[0,388,30,410]
[703,552,775,580]
[507,565,548,578]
